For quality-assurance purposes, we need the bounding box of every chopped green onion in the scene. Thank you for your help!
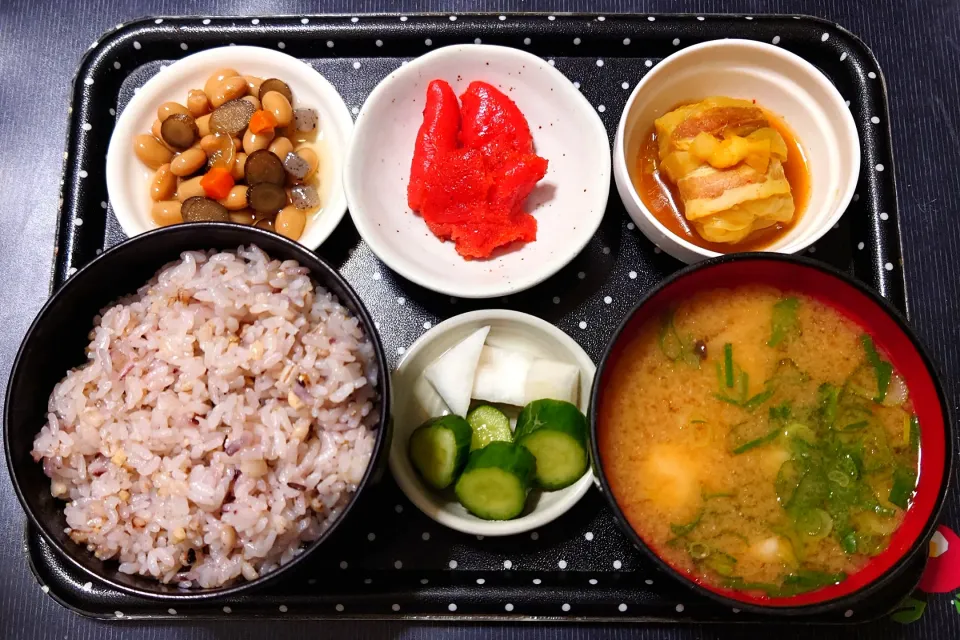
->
[714,393,743,407]
[841,531,858,554]
[909,414,921,451]
[704,551,738,577]
[874,503,897,517]
[690,419,708,424]
[724,570,845,597]
[827,469,852,487]
[889,466,918,509]
[688,542,711,559]
[658,310,701,367]
[779,570,846,596]
[818,383,840,427]
[768,297,800,347]
[723,577,781,596]
[858,534,890,556]
[743,388,775,411]
[861,334,893,403]
[841,420,869,432]
[702,490,736,500]
[783,422,817,444]
[835,454,860,479]
[769,402,792,422]
[733,427,781,455]
[776,460,803,506]
[670,510,703,537]
[724,343,734,388]
[658,311,684,360]
[797,508,833,539]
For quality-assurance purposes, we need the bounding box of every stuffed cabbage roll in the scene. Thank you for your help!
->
[654,97,795,244]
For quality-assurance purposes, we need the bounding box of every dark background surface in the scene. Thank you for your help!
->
[1,0,958,638]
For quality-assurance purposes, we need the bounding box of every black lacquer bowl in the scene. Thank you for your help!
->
[4,223,392,601]
[589,253,952,616]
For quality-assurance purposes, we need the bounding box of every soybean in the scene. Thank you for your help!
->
[229,209,257,225]
[203,68,240,99]
[176,175,206,201]
[268,136,293,160]
[296,147,320,180]
[231,152,247,180]
[210,76,248,108]
[258,78,293,104]
[243,128,274,154]
[196,114,212,137]
[275,205,306,240]
[261,91,293,127]
[151,201,183,226]
[186,90,210,117]
[170,148,207,176]
[133,134,173,169]
[150,164,177,201]
[157,101,189,123]
[151,119,176,151]
[218,185,249,210]
[243,75,264,96]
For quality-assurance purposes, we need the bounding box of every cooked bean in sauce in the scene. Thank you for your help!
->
[131,68,326,241]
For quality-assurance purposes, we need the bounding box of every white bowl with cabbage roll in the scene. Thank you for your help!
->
[614,39,860,264]
[389,309,595,536]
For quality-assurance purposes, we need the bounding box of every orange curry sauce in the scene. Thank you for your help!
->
[630,108,811,253]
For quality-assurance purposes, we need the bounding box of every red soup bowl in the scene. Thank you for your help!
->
[589,253,953,615]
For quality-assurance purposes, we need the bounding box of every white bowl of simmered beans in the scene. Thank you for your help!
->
[106,46,354,249]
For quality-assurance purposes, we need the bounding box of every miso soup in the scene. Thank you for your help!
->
[597,286,920,597]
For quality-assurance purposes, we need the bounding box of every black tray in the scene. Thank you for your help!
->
[38,12,910,622]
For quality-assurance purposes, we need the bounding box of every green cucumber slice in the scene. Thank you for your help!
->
[408,415,472,489]
[467,405,513,451]
[454,441,535,520]
[514,399,589,490]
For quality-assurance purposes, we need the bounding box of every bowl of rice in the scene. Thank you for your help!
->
[4,223,390,600]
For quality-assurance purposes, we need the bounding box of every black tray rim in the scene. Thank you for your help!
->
[34,10,915,624]
[24,524,929,625]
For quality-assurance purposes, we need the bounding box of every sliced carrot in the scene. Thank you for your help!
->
[200,167,235,200]
[248,110,279,134]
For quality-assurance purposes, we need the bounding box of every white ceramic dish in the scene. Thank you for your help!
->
[345,44,611,299]
[389,310,595,536]
[613,39,861,264]
[106,46,354,250]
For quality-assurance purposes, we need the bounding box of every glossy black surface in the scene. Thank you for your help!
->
[30,12,916,623]
[589,252,954,617]
[5,224,392,600]
[1,1,959,639]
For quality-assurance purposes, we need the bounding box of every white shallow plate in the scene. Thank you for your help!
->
[613,39,860,264]
[345,44,611,299]
[106,46,354,250]
[389,310,596,536]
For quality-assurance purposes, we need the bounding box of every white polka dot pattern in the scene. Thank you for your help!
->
[48,14,903,624]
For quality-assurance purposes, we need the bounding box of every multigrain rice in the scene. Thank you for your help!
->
[32,246,378,588]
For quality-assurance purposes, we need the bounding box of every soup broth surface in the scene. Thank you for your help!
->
[598,286,920,597]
